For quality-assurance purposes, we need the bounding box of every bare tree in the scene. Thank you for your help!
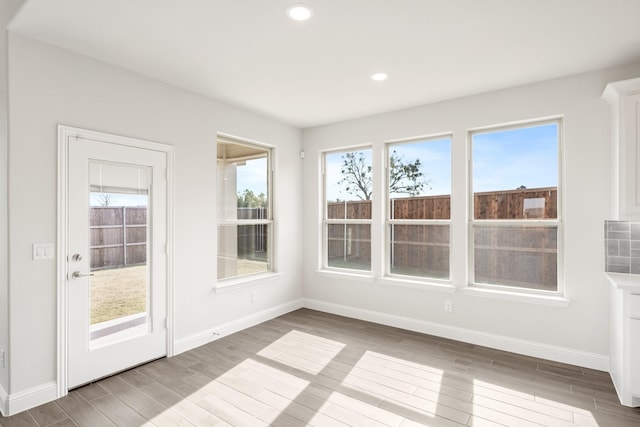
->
[97,193,115,206]
[339,150,430,200]
[339,152,373,200]
[388,150,430,196]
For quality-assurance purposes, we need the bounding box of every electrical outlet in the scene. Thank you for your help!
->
[251,291,258,303]
[444,300,453,312]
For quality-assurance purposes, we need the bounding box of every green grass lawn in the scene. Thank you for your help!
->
[90,265,147,324]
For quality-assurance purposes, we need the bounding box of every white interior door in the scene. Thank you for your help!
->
[66,136,168,389]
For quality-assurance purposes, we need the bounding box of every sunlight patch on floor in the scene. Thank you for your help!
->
[336,350,448,421]
[257,330,346,375]
[472,379,597,426]
[309,391,402,426]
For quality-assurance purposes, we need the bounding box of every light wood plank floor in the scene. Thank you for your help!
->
[2,308,640,426]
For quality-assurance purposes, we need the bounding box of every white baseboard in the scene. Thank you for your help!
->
[173,298,305,355]
[303,298,609,371]
[0,381,57,417]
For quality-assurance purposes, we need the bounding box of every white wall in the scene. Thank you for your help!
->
[5,19,640,412]
[302,62,640,367]
[0,0,25,402]
[6,34,303,395]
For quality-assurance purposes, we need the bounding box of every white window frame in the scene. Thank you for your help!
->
[468,117,564,296]
[216,135,274,283]
[321,146,373,274]
[385,134,452,283]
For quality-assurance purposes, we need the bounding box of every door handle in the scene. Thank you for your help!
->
[71,271,94,279]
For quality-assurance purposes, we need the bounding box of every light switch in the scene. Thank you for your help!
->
[33,243,54,260]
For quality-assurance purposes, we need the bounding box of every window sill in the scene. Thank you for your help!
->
[315,269,374,283]
[462,286,570,307]
[214,272,282,293]
[377,276,456,293]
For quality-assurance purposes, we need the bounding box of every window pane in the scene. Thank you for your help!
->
[325,149,372,219]
[89,162,151,348]
[390,224,449,279]
[237,157,268,210]
[389,138,451,219]
[217,224,270,280]
[217,141,270,221]
[474,225,557,291]
[327,224,371,270]
[217,138,272,281]
[472,123,558,220]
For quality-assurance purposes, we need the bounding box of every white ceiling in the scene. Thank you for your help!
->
[8,0,640,128]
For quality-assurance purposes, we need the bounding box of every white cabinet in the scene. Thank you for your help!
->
[631,318,640,396]
[607,273,640,406]
[603,78,640,220]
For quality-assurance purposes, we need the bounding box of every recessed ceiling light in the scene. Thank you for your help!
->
[287,4,313,21]
[371,73,388,82]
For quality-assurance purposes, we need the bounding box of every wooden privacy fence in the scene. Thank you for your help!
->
[474,187,557,220]
[237,207,268,259]
[90,206,147,270]
[326,187,558,289]
[327,187,557,221]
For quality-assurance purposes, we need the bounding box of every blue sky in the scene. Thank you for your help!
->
[325,150,372,202]
[236,157,268,197]
[232,123,558,202]
[324,139,452,202]
[90,193,147,207]
[389,137,451,198]
[472,123,558,193]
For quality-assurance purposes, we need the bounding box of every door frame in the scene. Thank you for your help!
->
[56,125,174,397]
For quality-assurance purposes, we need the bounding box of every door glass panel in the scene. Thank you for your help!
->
[88,161,151,349]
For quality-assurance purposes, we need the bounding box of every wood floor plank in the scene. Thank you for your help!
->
[472,394,576,427]
[166,351,201,369]
[316,401,391,427]
[90,394,152,427]
[376,399,465,427]
[27,402,69,427]
[316,388,404,426]
[346,375,471,425]
[136,402,193,427]
[55,392,115,427]
[468,384,574,422]
[171,398,226,426]
[47,419,78,427]
[195,377,272,420]
[0,411,39,427]
[137,381,184,409]
[263,412,308,427]
[97,376,158,414]
[117,369,155,389]
[2,308,640,427]
[253,389,349,427]
[193,393,268,426]
[74,383,109,402]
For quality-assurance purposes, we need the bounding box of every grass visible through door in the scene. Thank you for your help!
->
[90,265,147,324]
